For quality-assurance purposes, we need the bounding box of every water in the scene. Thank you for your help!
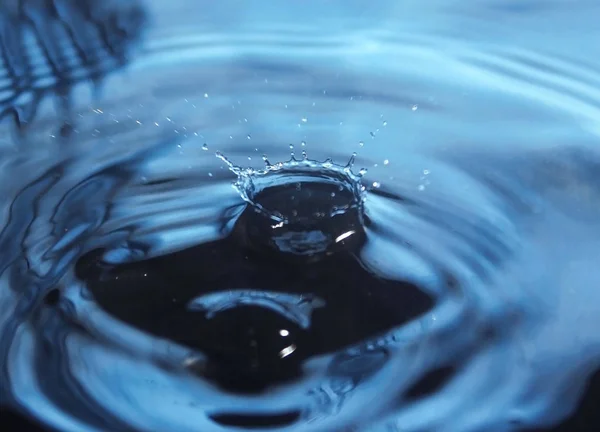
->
[1,0,600,431]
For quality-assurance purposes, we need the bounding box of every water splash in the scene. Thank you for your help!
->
[1,0,600,430]
[216,150,367,225]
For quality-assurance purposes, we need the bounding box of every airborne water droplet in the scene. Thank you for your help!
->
[202,143,208,151]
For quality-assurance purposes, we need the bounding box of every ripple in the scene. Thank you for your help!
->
[1,1,600,431]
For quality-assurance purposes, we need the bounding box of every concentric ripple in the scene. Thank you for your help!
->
[1,1,600,432]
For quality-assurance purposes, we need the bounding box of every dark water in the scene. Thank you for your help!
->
[1,1,600,431]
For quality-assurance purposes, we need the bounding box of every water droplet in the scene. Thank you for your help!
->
[370,132,375,138]
[384,159,389,165]
[412,104,418,111]
[301,117,308,123]
[359,168,368,176]
[204,93,209,98]
[382,121,387,126]
[372,181,381,188]
[247,134,252,140]
[359,141,364,147]
[347,152,357,168]
[202,143,208,151]
[423,169,430,175]
[301,141,306,147]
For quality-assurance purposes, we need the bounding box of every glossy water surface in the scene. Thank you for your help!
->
[1,1,600,431]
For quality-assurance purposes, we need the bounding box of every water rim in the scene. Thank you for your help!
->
[216,151,367,224]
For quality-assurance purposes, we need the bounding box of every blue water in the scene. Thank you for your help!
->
[1,1,600,431]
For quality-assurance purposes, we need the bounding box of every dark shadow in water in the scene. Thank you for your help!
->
[0,0,146,127]
[210,411,301,429]
[521,369,600,432]
[76,201,435,393]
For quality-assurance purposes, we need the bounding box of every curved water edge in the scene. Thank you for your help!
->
[1,0,600,431]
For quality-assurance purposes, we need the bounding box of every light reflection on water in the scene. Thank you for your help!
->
[1,1,599,431]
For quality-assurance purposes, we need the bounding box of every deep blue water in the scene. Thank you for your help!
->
[1,1,600,431]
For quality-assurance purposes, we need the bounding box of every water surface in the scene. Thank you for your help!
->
[1,1,599,431]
